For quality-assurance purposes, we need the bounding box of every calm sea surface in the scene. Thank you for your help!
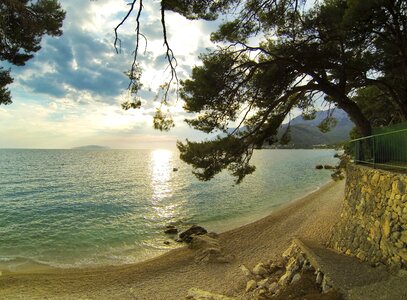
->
[0,149,338,270]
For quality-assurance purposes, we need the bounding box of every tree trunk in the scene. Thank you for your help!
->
[336,97,372,137]
[320,84,372,137]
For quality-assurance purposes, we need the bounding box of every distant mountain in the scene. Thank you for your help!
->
[72,145,110,150]
[275,109,354,148]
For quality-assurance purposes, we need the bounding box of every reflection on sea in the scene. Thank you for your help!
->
[150,149,176,219]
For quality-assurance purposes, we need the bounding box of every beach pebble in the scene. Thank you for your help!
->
[278,270,293,286]
[246,280,257,292]
[252,263,268,276]
[179,225,208,243]
[321,276,333,293]
[257,278,270,289]
[291,273,301,284]
[268,282,278,294]
[282,243,297,261]
[286,257,300,273]
[315,271,323,285]
[240,264,252,277]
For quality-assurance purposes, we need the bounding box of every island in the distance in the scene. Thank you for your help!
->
[71,145,111,150]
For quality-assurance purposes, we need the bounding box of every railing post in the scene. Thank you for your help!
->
[372,135,376,169]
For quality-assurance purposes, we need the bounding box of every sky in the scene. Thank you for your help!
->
[0,0,224,149]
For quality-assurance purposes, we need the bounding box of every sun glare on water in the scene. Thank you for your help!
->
[150,149,177,219]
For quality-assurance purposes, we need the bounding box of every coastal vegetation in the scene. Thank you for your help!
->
[0,0,65,105]
[115,0,407,182]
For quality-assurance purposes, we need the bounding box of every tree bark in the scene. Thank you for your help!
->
[319,83,372,137]
[336,98,372,137]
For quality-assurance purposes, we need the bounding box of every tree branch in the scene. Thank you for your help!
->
[161,3,179,102]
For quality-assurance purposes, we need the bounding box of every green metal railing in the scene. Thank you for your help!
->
[351,125,407,170]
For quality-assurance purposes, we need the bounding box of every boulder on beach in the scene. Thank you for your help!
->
[179,225,208,243]
[164,228,178,234]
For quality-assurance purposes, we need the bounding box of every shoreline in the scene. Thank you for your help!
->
[210,179,330,235]
[0,180,345,299]
[0,179,332,275]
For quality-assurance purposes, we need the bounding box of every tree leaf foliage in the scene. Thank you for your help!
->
[0,0,65,105]
[176,0,407,182]
[116,0,407,182]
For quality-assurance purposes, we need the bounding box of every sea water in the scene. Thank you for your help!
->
[0,148,338,270]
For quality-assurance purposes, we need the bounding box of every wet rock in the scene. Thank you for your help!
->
[179,225,208,243]
[315,165,323,170]
[163,241,170,245]
[164,228,178,234]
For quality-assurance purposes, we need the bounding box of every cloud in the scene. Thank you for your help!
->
[3,0,219,148]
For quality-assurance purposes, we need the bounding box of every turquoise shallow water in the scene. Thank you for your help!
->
[0,149,338,270]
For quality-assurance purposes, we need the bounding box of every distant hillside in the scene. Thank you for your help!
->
[72,145,110,150]
[275,109,354,148]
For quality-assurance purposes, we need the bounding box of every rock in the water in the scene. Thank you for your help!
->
[252,263,268,276]
[164,228,178,234]
[179,225,208,242]
[246,280,257,292]
[163,241,170,245]
[315,165,323,170]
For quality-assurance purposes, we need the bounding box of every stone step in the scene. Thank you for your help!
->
[293,238,407,300]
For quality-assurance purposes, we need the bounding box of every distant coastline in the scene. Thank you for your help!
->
[71,145,110,150]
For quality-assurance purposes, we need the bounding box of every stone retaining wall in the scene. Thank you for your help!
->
[328,164,407,269]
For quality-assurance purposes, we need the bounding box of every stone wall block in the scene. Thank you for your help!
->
[329,164,407,270]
